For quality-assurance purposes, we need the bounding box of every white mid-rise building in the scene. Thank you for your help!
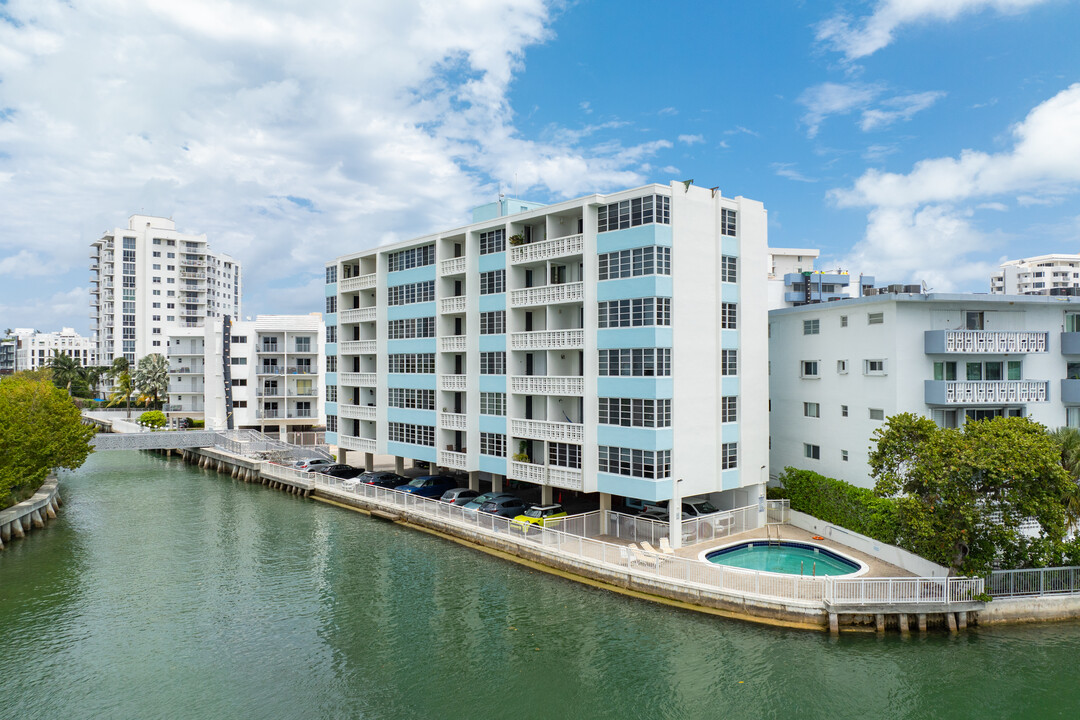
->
[166,314,324,433]
[325,182,770,515]
[10,327,95,370]
[766,247,876,310]
[991,254,1080,295]
[769,293,1080,488]
[90,215,242,366]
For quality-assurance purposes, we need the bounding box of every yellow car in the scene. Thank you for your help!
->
[512,504,568,530]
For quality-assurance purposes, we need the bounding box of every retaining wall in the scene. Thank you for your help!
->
[0,477,62,550]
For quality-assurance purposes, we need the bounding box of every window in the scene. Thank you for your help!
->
[326,296,337,314]
[721,442,738,469]
[598,446,671,479]
[387,353,435,373]
[721,396,737,423]
[868,312,884,325]
[230,357,247,365]
[837,360,848,374]
[1008,360,1022,380]
[864,359,886,375]
[841,450,849,462]
[232,336,247,343]
[388,388,435,410]
[869,408,885,421]
[231,378,247,386]
[804,402,820,418]
[480,392,506,416]
[326,326,337,343]
[327,415,338,433]
[721,255,737,283]
[387,245,435,271]
[598,398,672,427]
[721,303,737,330]
[479,229,505,255]
[597,297,671,327]
[801,361,819,377]
[599,348,671,376]
[479,270,506,294]
[480,433,507,457]
[934,361,957,381]
[388,317,436,339]
[232,400,247,408]
[965,311,984,330]
[480,311,505,334]
[721,208,737,237]
[598,246,672,280]
[841,405,848,417]
[840,315,848,327]
[387,280,436,305]
[804,443,820,460]
[326,385,337,402]
[327,356,337,372]
[480,351,505,375]
[803,319,820,335]
[721,350,738,376]
[549,443,582,469]
[326,266,337,284]
[295,337,311,353]
[388,422,435,446]
[597,195,671,233]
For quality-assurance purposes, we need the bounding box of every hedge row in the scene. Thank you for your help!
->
[768,467,901,546]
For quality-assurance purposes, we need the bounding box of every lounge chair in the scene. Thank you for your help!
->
[659,537,676,555]
[640,540,662,555]
[628,543,659,570]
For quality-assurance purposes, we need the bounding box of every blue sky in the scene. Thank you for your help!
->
[2,0,1080,334]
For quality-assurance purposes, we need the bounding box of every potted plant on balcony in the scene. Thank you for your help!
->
[508,233,525,246]
[511,440,530,463]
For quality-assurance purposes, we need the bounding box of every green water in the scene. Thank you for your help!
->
[707,542,860,576]
[2,452,1079,719]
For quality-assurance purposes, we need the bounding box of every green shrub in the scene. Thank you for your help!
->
[139,410,166,429]
[774,467,901,546]
[191,419,205,428]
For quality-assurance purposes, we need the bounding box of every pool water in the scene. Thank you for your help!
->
[706,541,861,576]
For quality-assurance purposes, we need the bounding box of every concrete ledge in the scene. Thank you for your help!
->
[825,601,983,615]
[0,476,62,549]
[978,595,1080,624]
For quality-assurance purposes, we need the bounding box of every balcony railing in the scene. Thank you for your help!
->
[258,366,285,375]
[260,344,281,354]
[440,412,468,430]
[510,375,585,396]
[510,282,584,308]
[256,388,284,397]
[440,374,467,391]
[924,330,1049,354]
[170,366,200,375]
[257,410,282,419]
[510,233,584,264]
[286,366,316,375]
[287,410,314,419]
[510,329,584,350]
[508,461,584,490]
[340,273,377,292]
[287,389,318,396]
[511,418,584,443]
[179,271,206,280]
[340,340,377,355]
[925,380,1050,405]
[440,335,466,352]
[339,404,377,420]
[338,435,377,453]
[440,296,466,314]
[340,307,376,323]
[439,450,468,470]
[341,372,377,387]
[440,257,466,276]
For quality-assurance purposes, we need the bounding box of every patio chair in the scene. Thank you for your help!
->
[659,537,676,555]
[628,543,659,570]
[640,540,662,555]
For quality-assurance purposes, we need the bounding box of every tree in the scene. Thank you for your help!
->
[139,410,166,428]
[84,365,109,401]
[1050,426,1080,529]
[869,413,1073,575]
[0,373,96,508]
[133,353,169,409]
[107,356,133,418]
[47,351,82,396]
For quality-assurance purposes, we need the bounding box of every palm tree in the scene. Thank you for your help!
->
[85,365,109,401]
[107,356,133,418]
[1051,427,1080,529]
[133,353,169,409]
[47,351,82,396]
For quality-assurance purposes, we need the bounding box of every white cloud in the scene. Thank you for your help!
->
[772,163,818,183]
[798,82,882,138]
[0,287,90,332]
[859,91,945,131]
[977,202,1009,211]
[724,126,760,137]
[0,250,56,276]
[677,134,705,145]
[862,144,899,161]
[817,0,1053,61]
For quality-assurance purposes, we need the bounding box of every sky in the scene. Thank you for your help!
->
[2,0,1080,335]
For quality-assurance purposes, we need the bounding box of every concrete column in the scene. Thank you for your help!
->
[493,474,504,493]
[947,612,958,634]
[898,613,909,635]
[30,509,44,529]
[875,614,885,633]
[599,493,612,512]
[11,521,25,539]
[917,614,927,633]
[468,471,480,492]
[395,457,405,475]
[1,522,10,542]
[45,501,57,519]
[541,485,553,505]
[365,453,374,472]
[958,611,968,630]
[828,613,839,635]
[429,461,438,474]
[338,448,348,466]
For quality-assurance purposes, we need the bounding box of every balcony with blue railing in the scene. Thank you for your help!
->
[925,379,1049,405]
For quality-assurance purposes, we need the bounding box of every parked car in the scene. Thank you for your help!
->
[394,475,458,498]
[293,458,333,471]
[479,496,533,518]
[640,508,698,544]
[655,497,720,517]
[440,487,480,505]
[461,491,516,513]
[623,497,663,515]
[512,503,567,529]
[357,471,410,489]
[310,464,362,479]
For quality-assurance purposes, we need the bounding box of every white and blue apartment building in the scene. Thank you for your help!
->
[324,182,770,517]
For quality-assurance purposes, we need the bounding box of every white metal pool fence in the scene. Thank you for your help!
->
[988,567,1080,598]
[306,473,979,608]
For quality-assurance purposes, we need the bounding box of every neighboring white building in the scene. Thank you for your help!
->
[991,254,1080,295]
[166,314,324,433]
[769,292,1080,488]
[90,215,242,367]
[9,327,95,370]
[766,247,876,309]
[325,182,770,517]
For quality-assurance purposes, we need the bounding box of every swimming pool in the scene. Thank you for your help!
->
[704,540,865,576]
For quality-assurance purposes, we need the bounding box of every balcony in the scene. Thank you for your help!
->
[924,380,1049,405]
[338,435,377,453]
[440,412,468,430]
[440,296,466,314]
[510,282,584,308]
[179,271,206,280]
[1062,333,1080,355]
[924,330,1049,354]
[340,273,376,292]
[257,410,282,419]
[439,450,468,470]
[440,374,467,391]
[508,462,584,491]
[287,388,318,396]
[339,404,377,420]
[285,366,316,375]
[440,335,466,352]
[511,418,584,443]
[510,233,584,264]
[287,410,314,419]
[170,366,201,375]
[291,345,316,355]
[510,376,584,396]
[440,257,466,276]
[341,372,377,387]
[510,329,584,351]
[260,344,281,354]
[256,387,284,397]
[340,307,376,323]
[340,340,377,355]
[258,366,285,375]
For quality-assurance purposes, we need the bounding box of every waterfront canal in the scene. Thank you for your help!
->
[2,451,1079,719]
